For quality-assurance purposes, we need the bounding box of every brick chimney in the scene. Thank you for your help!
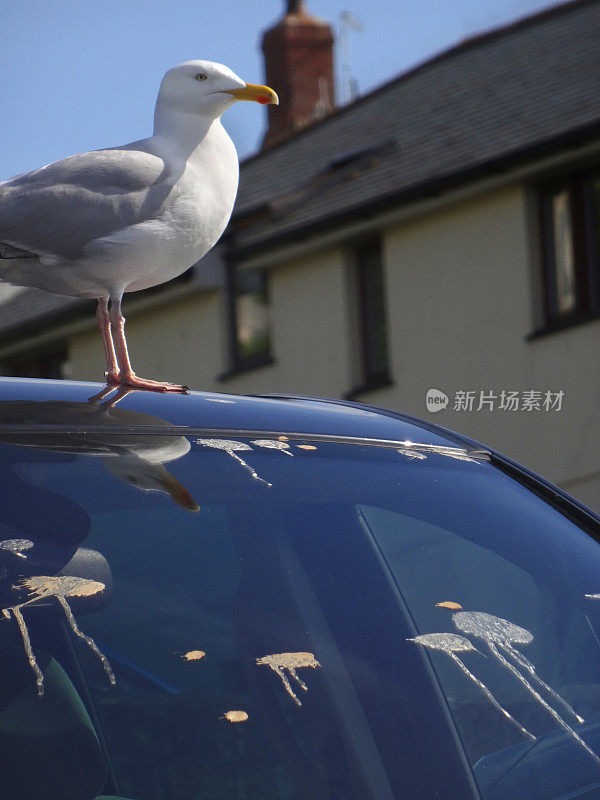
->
[261,0,335,149]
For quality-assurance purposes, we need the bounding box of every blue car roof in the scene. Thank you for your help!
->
[0,377,486,453]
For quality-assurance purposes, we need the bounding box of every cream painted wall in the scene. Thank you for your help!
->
[219,247,353,397]
[372,184,600,505]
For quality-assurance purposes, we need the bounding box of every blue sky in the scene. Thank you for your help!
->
[1,0,560,179]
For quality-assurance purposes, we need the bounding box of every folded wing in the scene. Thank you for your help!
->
[0,147,172,261]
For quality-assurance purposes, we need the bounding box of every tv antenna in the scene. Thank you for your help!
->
[339,11,363,105]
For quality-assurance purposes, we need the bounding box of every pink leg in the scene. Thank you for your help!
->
[108,296,189,393]
[96,298,120,384]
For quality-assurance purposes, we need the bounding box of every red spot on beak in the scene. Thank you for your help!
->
[257,96,269,104]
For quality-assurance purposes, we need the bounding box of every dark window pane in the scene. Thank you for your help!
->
[234,269,271,364]
[550,189,577,315]
[539,170,600,325]
[357,240,390,383]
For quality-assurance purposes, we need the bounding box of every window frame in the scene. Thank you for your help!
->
[536,167,600,334]
[221,261,273,378]
[345,236,392,399]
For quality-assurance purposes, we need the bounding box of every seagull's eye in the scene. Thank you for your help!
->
[195,73,208,82]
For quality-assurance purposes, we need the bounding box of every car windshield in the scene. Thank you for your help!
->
[1,418,600,800]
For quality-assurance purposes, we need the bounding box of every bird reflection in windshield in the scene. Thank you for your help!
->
[0,386,199,511]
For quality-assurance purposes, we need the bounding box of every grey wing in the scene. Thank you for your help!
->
[0,146,172,260]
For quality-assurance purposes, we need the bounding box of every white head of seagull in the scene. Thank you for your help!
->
[153,60,278,137]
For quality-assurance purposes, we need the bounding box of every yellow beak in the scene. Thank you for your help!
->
[158,471,200,512]
[226,83,279,106]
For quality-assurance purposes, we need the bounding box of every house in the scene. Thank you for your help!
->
[2,0,600,508]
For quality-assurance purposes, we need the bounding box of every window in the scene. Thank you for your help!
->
[348,238,391,396]
[225,264,272,374]
[539,169,600,327]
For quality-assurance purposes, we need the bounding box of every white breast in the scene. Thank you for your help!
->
[82,121,239,297]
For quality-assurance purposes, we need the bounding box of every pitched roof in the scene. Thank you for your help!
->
[233,0,600,255]
[2,0,600,337]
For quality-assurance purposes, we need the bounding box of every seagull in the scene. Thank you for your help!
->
[0,61,278,392]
